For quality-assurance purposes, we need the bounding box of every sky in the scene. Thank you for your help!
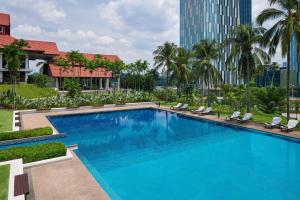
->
[1,0,280,66]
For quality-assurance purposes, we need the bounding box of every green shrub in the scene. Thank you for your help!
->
[0,127,53,141]
[253,87,285,114]
[27,73,49,87]
[64,78,82,98]
[0,142,66,163]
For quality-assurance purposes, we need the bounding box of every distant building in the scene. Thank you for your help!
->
[256,69,281,87]
[180,0,252,85]
[0,13,120,90]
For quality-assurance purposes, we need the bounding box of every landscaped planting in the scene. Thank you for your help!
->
[0,91,153,110]
[0,142,66,163]
[0,127,53,141]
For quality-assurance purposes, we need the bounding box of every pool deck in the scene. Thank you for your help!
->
[159,106,300,140]
[18,102,300,199]
[25,151,110,200]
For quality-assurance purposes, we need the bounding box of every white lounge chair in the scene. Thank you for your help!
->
[237,113,253,123]
[171,103,182,110]
[265,117,282,129]
[177,104,188,110]
[225,111,241,121]
[280,119,299,132]
[191,106,205,113]
[199,107,212,115]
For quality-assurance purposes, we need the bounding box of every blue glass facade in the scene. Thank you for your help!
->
[239,0,252,24]
[180,0,252,84]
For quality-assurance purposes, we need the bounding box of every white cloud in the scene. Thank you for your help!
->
[5,0,66,23]
[3,0,284,65]
[36,1,66,23]
[13,24,43,36]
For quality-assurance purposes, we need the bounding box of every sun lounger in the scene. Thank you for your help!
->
[265,117,282,129]
[191,106,205,113]
[177,104,188,110]
[171,103,182,110]
[280,119,299,132]
[237,113,253,123]
[199,107,212,115]
[225,111,241,121]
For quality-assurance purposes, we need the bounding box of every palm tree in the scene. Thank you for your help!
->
[36,60,47,73]
[224,25,270,112]
[256,0,300,120]
[153,42,177,88]
[192,40,223,106]
[171,48,191,96]
[2,39,29,108]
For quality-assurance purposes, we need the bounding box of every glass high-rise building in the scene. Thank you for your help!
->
[180,0,252,84]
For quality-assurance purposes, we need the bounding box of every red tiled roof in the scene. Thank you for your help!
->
[26,40,59,55]
[49,64,113,78]
[48,51,120,78]
[0,35,59,55]
[0,13,10,26]
[58,51,121,62]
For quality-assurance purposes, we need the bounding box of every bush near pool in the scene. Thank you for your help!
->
[0,127,53,141]
[0,142,66,163]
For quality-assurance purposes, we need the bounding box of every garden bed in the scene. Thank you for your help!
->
[0,127,53,141]
[0,142,67,164]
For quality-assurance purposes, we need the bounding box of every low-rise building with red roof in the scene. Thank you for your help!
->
[0,13,119,90]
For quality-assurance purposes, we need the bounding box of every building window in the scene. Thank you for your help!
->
[0,26,4,34]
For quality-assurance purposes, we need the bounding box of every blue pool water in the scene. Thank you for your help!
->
[9,109,300,199]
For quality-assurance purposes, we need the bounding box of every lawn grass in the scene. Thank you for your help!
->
[0,109,12,132]
[0,84,58,99]
[0,165,10,200]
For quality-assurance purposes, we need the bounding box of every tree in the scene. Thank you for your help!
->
[224,25,270,112]
[267,62,280,87]
[256,0,300,120]
[171,48,191,96]
[192,40,223,106]
[128,60,149,90]
[153,42,177,88]
[66,50,85,77]
[107,60,126,90]
[2,39,29,108]
[56,57,70,92]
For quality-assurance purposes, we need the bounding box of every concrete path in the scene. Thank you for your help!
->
[25,152,110,200]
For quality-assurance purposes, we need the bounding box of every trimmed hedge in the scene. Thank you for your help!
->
[0,127,53,141]
[0,142,66,163]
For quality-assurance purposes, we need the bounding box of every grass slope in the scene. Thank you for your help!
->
[0,84,57,99]
[0,110,12,132]
[0,165,10,200]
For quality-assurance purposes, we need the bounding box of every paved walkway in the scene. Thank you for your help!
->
[25,152,110,200]
[160,106,300,140]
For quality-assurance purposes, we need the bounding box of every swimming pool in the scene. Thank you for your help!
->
[32,109,300,199]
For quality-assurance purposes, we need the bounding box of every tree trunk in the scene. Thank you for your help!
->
[202,81,205,105]
[271,72,275,88]
[13,76,16,109]
[246,57,250,113]
[287,44,291,120]
[117,76,121,90]
[207,77,210,107]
